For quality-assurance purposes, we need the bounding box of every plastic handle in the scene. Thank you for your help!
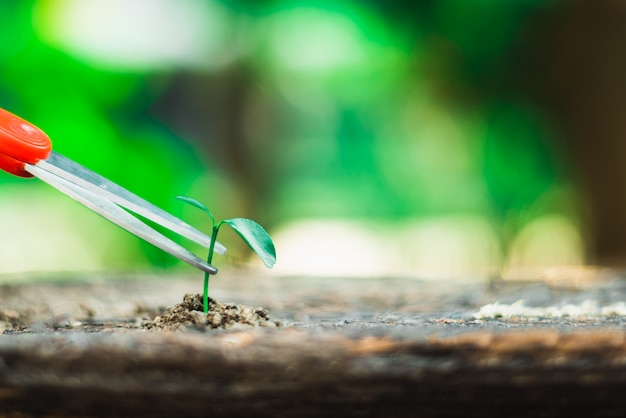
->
[0,107,52,177]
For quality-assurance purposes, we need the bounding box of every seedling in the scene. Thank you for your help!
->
[177,196,277,313]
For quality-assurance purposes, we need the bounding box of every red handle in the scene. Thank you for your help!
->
[0,108,52,177]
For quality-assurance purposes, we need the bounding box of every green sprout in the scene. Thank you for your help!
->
[177,196,277,313]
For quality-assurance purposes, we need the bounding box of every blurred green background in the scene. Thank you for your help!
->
[1,0,623,281]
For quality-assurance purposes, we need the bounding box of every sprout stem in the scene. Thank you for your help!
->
[203,225,220,313]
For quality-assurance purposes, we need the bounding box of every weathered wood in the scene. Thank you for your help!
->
[0,275,625,417]
[1,329,626,417]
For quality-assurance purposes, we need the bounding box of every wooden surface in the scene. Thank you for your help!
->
[1,274,626,417]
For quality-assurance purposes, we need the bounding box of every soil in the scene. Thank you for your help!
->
[1,272,626,417]
[144,293,280,330]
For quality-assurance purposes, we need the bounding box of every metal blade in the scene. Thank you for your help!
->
[24,162,218,274]
[36,152,226,254]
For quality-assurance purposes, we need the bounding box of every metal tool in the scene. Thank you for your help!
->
[0,107,225,273]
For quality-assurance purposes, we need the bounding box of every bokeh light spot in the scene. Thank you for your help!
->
[33,0,238,71]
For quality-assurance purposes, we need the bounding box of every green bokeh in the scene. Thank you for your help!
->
[0,0,580,274]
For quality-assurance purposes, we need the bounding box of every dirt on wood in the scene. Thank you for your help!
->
[1,272,626,417]
[144,293,281,330]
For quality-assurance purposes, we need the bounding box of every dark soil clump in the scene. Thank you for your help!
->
[0,309,29,333]
[143,293,280,331]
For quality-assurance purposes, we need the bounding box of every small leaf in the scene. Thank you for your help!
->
[176,195,214,223]
[222,218,276,268]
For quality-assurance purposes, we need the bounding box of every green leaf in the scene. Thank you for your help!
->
[176,195,215,224]
[222,218,276,268]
